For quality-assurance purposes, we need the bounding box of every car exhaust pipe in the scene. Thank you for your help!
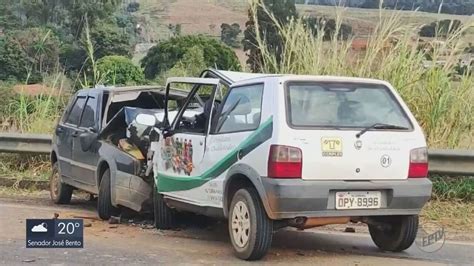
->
[289,217,350,230]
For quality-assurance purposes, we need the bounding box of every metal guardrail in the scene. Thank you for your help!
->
[0,133,52,155]
[0,134,472,176]
[428,149,474,176]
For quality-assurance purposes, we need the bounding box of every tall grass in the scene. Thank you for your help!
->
[250,0,474,148]
[0,74,68,183]
[5,74,69,133]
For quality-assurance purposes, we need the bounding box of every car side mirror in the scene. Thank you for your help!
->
[80,131,98,152]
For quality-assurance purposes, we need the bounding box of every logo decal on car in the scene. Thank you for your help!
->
[321,137,343,157]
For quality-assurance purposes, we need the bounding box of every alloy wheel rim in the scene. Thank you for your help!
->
[231,201,250,248]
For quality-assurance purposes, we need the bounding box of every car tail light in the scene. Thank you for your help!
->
[408,147,428,178]
[268,145,302,179]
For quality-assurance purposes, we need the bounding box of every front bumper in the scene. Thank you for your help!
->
[260,178,432,220]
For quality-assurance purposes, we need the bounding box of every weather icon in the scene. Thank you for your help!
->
[31,222,48,233]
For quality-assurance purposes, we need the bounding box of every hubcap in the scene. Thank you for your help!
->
[50,169,60,199]
[231,201,250,248]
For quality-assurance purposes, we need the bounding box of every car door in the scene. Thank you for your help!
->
[71,93,100,186]
[154,78,220,204]
[201,83,266,207]
[56,93,87,179]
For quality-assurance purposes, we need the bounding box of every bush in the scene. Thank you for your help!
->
[140,35,241,79]
[0,28,61,83]
[97,56,145,86]
[419,19,463,38]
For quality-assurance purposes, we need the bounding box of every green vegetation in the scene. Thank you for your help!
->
[91,23,133,60]
[249,0,474,149]
[431,176,474,202]
[0,28,61,83]
[159,47,208,84]
[243,0,298,72]
[0,0,136,86]
[419,19,463,37]
[221,23,242,48]
[97,56,145,86]
[141,35,241,80]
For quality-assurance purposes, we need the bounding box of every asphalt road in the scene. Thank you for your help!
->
[0,195,473,265]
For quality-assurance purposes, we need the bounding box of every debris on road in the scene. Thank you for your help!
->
[344,227,356,233]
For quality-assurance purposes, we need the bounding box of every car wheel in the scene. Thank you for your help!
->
[153,183,176,229]
[369,215,419,252]
[50,162,73,204]
[97,169,120,220]
[228,188,273,261]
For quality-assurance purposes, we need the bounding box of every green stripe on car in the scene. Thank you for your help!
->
[156,117,273,192]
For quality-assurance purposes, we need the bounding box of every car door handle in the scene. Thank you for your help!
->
[56,127,64,135]
[72,131,80,138]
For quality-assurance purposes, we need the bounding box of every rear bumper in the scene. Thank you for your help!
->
[260,178,432,220]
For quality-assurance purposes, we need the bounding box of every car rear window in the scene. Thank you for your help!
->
[286,82,412,129]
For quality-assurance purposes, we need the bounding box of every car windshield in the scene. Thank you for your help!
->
[286,82,412,129]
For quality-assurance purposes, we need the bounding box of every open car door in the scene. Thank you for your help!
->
[154,77,222,202]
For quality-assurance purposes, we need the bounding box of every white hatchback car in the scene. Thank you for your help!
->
[150,72,432,260]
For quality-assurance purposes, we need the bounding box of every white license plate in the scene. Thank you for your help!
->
[335,191,382,210]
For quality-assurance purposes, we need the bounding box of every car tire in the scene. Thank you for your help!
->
[368,215,419,252]
[50,162,73,204]
[97,169,120,220]
[228,188,273,261]
[153,184,176,229]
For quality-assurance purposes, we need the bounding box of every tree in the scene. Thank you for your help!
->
[140,35,241,80]
[0,28,61,83]
[242,0,298,72]
[159,47,208,83]
[90,23,132,60]
[221,23,242,48]
[0,38,30,82]
[97,56,145,86]
[303,16,353,41]
[0,0,121,37]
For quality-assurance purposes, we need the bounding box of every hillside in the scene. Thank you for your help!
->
[132,0,474,63]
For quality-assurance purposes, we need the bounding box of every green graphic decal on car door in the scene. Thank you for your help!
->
[156,117,273,192]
